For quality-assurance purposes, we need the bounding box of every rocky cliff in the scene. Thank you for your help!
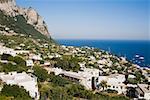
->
[0,0,50,36]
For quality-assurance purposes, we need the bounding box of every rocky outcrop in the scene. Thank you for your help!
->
[0,0,50,36]
[26,7,49,36]
[0,0,17,16]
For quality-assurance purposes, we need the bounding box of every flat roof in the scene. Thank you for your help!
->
[62,71,82,80]
[138,84,150,93]
[0,73,34,83]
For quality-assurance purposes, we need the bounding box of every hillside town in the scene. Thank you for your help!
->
[0,34,149,100]
[0,0,149,100]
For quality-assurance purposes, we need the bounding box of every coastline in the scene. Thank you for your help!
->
[57,39,150,68]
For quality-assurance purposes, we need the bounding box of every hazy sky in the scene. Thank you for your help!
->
[16,0,149,40]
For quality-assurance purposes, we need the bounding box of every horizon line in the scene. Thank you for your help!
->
[54,38,150,41]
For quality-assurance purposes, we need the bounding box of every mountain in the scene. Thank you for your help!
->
[0,0,51,41]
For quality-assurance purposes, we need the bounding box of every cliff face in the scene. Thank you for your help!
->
[0,0,50,36]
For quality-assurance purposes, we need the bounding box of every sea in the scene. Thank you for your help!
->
[56,40,150,68]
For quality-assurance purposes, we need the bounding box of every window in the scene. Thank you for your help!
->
[121,86,123,89]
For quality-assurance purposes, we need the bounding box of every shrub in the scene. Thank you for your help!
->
[33,66,49,82]
[1,84,32,100]
[1,54,12,60]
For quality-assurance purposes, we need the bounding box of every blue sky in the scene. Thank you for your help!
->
[16,0,149,40]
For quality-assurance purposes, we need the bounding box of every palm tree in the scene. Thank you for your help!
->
[100,80,107,90]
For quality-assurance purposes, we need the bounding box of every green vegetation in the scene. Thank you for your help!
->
[1,54,11,60]
[110,57,119,64]
[127,78,138,84]
[0,34,40,49]
[0,3,137,100]
[49,73,71,86]
[0,54,28,72]
[0,95,12,100]
[8,56,26,66]
[0,11,52,42]
[54,56,81,72]
[123,62,132,68]
[134,71,142,83]
[105,89,118,94]
[33,66,49,82]
[0,63,27,73]
[0,84,32,100]
[38,73,129,100]
[99,80,108,90]
[0,34,56,57]
[0,34,38,49]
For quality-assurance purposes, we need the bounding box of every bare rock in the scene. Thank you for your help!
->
[0,0,50,36]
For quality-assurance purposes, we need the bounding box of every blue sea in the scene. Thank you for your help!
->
[57,40,150,68]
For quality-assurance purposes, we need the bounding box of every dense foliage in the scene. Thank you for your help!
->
[0,95,12,100]
[49,73,71,86]
[33,66,49,82]
[1,84,32,100]
[54,56,81,72]
[0,54,28,72]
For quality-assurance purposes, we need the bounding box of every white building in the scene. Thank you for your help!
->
[78,62,86,70]
[98,74,126,94]
[45,67,100,90]
[0,45,30,56]
[29,54,42,61]
[48,67,63,75]
[26,60,34,67]
[15,50,30,55]
[42,61,51,67]
[0,72,39,99]
[120,57,128,64]
[79,68,100,90]
[89,56,96,61]
[97,59,108,65]
[137,84,150,100]
[0,46,16,56]
[54,53,61,58]
[128,74,136,79]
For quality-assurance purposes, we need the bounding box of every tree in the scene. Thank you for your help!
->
[0,95,12,100]
[100,80,108,90]
[33,66,49,82]
[49,74,70,87]
[1,54,12,60]
[0,56,28,72]
[135,71,142,83]
[54,57,80,72]
[126,87,138,98]
[13,56,26,66]
[105,89,118,93]
[1,84,32,100]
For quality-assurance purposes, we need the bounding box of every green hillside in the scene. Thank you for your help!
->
[0,11,53,42]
